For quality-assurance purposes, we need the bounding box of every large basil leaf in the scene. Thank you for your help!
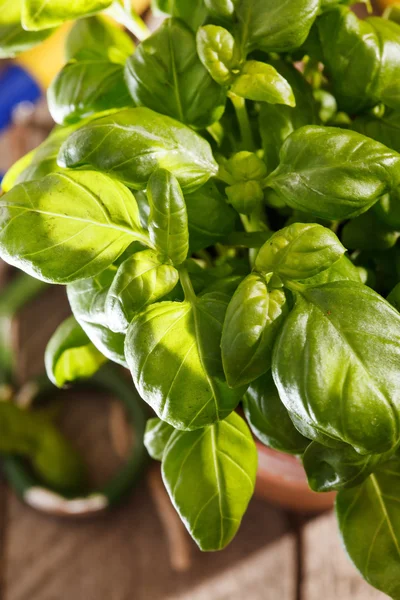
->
[58,107,218,193]
[67,270,127,367]
[65,15,134,63]
[125,293,244,430]
[144,417,175,461]
[221,274,287,388]
[266,126,400,220]
[45,315,106,387]
[105,250,179,333]
[162,412,257,550]
[147,169,189,266]
[236,0,320,54]
[0,171,149,283]
[316,7,400,113]
[259,60,317,173]
[273,281,400,454]
[337,460,400,599]
[185,181,237,252]
[243,371,309,455]
[22,0,112,31]
[125,18,225,129]
[255,223,345,281]
[0,0,54,57]
[342,210,399,252]
[196,25,240,86]
[152,0,208,31]
[48,60,133,125]
[353,111,400,154]
[303,441,392,493]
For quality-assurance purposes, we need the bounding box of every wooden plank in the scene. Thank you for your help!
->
[301,511,387,599]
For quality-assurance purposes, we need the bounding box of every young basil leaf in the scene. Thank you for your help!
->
[231,61,295,107]
[65,15,134,63]
[125,293,244,430]
[316,7,400,113]
[236,0,320,54]
[105,250,179,333]
[266,126,400,220]
[255,223,345,281]
[48,60,134,125]
[67,270,127,367]
[58,107,218,193]
[185,181,237,252]
[152,0,208,31]
[273,281,400,454]
[221,274,288,388]
[226,181,264,215]
[203,0,235,17]
[259,60,317,173]
[294,255,361,288]
[196,25,240,86]
[342,210,399,252]
[303,441,393,493]
[144,417,175,461]
[125,18,225,129]
[243,371,309,454]
[0,0,54,57]
[0,171,149,283]
[353,111,400,154]
[147,169,189,266]
[45,315,107,388]
[162,412,257,550]
[337,460,400,599]
[22,0,112,31]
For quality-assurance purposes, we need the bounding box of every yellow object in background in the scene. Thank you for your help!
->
[378,0,400,8]
[15,0,150,90]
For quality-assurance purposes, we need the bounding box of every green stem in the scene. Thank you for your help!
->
[107,1,151,40]
[228,93,255,152]
[179,268,196,303]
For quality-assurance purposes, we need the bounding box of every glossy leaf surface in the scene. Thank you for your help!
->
[22,0,112,31]
[65,15,134,63]
[0,0,54,57]
[231,61,295,106]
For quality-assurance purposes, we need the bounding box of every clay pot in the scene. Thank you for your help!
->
[254,442,336,514]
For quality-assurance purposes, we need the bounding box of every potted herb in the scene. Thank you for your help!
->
[2,0,400,596]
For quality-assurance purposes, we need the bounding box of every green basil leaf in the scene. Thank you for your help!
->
[105,250,179,333]
[231,61,295,106]
[65,15,134,63]
[67,270,127,367]
[259,59,317,173]
[294,255,361,288]
[353,111,400,154]
[255,223,345,281]
[144,417,175,461]
[0,171,149,283]
[152,0,208,31]
[45,315,107,387]
[48,60,134,125]
[0,0,54,57]
[125,293,244,430]
[303,441,393,493]
[317,7,400,113]
[125,18,225,129]
[273,281,400,454]
[337,460,400,599]
[221,274,287,388]
[185,181,237,252]
[236,0,320,54]
[147,169,189,265]
[162,412,257,550]
[196,25,240,86]
[385,5,400,26]
[243,371,309,454]
[204,0,235,17]
[267,126,400,220]
[226,181,264,214]
[58,107,218,193]
[342,210,399,251]
[22,0,112,31]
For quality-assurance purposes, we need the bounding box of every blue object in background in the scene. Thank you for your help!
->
[0,64,41,132]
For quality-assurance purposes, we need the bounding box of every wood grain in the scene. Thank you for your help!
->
[301,511,387,600]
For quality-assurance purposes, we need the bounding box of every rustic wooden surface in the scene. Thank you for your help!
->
[0,285,389,600]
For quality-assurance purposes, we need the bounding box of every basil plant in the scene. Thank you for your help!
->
[3,0,400,595]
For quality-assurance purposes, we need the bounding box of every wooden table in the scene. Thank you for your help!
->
[0,285,389,600]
